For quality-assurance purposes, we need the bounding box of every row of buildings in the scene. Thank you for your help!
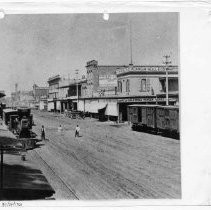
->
[10,59,179,122]
[46,60,179,122]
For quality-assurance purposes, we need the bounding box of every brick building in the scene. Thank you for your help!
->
[85,60,127,97]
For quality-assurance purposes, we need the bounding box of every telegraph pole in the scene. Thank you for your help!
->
[163,55,171,106]
[75,70,79,110]
[129,20,133,65]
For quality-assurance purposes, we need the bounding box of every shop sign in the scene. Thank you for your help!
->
[118,97,176,103]
[116,66,178,75]
[99,74,117,87]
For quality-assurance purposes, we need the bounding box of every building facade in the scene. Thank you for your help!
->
[58,77,86,112]
[79,63,179,122]
[85,60,128,97]
[46,60,179,122]
[116,65,178,97]
[116,65,179,121]
[32,84,49,110]
[47,75,61,112]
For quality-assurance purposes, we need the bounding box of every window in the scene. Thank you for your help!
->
[126,79,130,92]
[118,81,122,93]
[141,79,146,92]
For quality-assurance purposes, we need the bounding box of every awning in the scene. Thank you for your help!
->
[89,101,99,113]
[85,100,107,113]
[98,104,107,111]
[56,101,61,110]
[78,100,84,112]
[85,101,91,112]
[105,102,118,116]
[47,102,54,111]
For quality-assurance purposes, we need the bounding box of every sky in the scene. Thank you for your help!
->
[0,13,178,95]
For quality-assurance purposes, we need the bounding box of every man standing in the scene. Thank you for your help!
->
[58,125,63,132]
[75,125,80,137]
[41,125,45,140]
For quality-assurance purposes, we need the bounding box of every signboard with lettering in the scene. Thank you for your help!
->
[117,97,176,103]
[99,74,117,87]
[116,66,178,75]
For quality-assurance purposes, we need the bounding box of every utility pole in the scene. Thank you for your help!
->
[75,70,79,110]
[129,20,133,65]
[163,55,171,106]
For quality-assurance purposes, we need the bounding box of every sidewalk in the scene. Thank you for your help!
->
[0,119,55,200]
[1,152,55,200]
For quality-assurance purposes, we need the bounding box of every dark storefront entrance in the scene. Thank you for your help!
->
[60,99,74,112]
[119,103,128,122]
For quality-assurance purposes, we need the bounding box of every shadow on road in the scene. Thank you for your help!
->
[0,163,55,200]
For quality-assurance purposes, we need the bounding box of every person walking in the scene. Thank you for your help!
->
[58,125,63,132]
[41,125,45,140]
[75,125,80,137]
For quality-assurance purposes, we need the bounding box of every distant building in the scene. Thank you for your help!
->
[11,90,34,107]
[32,84,49,110]
[58,77,87,112]
[33,84,49,101]
[47,74,87,112]
[47,75,61,112]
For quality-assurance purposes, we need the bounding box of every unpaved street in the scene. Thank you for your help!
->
[27,110,181,199]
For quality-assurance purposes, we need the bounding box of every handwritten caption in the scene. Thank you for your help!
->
[1,201,22,207]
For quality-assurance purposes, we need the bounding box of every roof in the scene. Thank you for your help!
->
[3,109,18,113]
[59,79,86,89]
[47,75,61,83]
[17,107,30,110]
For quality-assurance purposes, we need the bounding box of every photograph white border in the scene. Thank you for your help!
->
[0,0,211,208]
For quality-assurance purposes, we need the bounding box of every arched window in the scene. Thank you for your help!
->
[141,79,146,92]
[126,79,130,92]
[118,81,122,93]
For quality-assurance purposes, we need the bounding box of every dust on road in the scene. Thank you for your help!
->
[27,110,181,200]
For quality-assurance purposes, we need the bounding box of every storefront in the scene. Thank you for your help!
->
[47,99,54,112]
[79,94,178,122]
[81,98,117,119]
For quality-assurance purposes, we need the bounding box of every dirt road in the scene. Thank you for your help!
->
[27,110,181,199]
